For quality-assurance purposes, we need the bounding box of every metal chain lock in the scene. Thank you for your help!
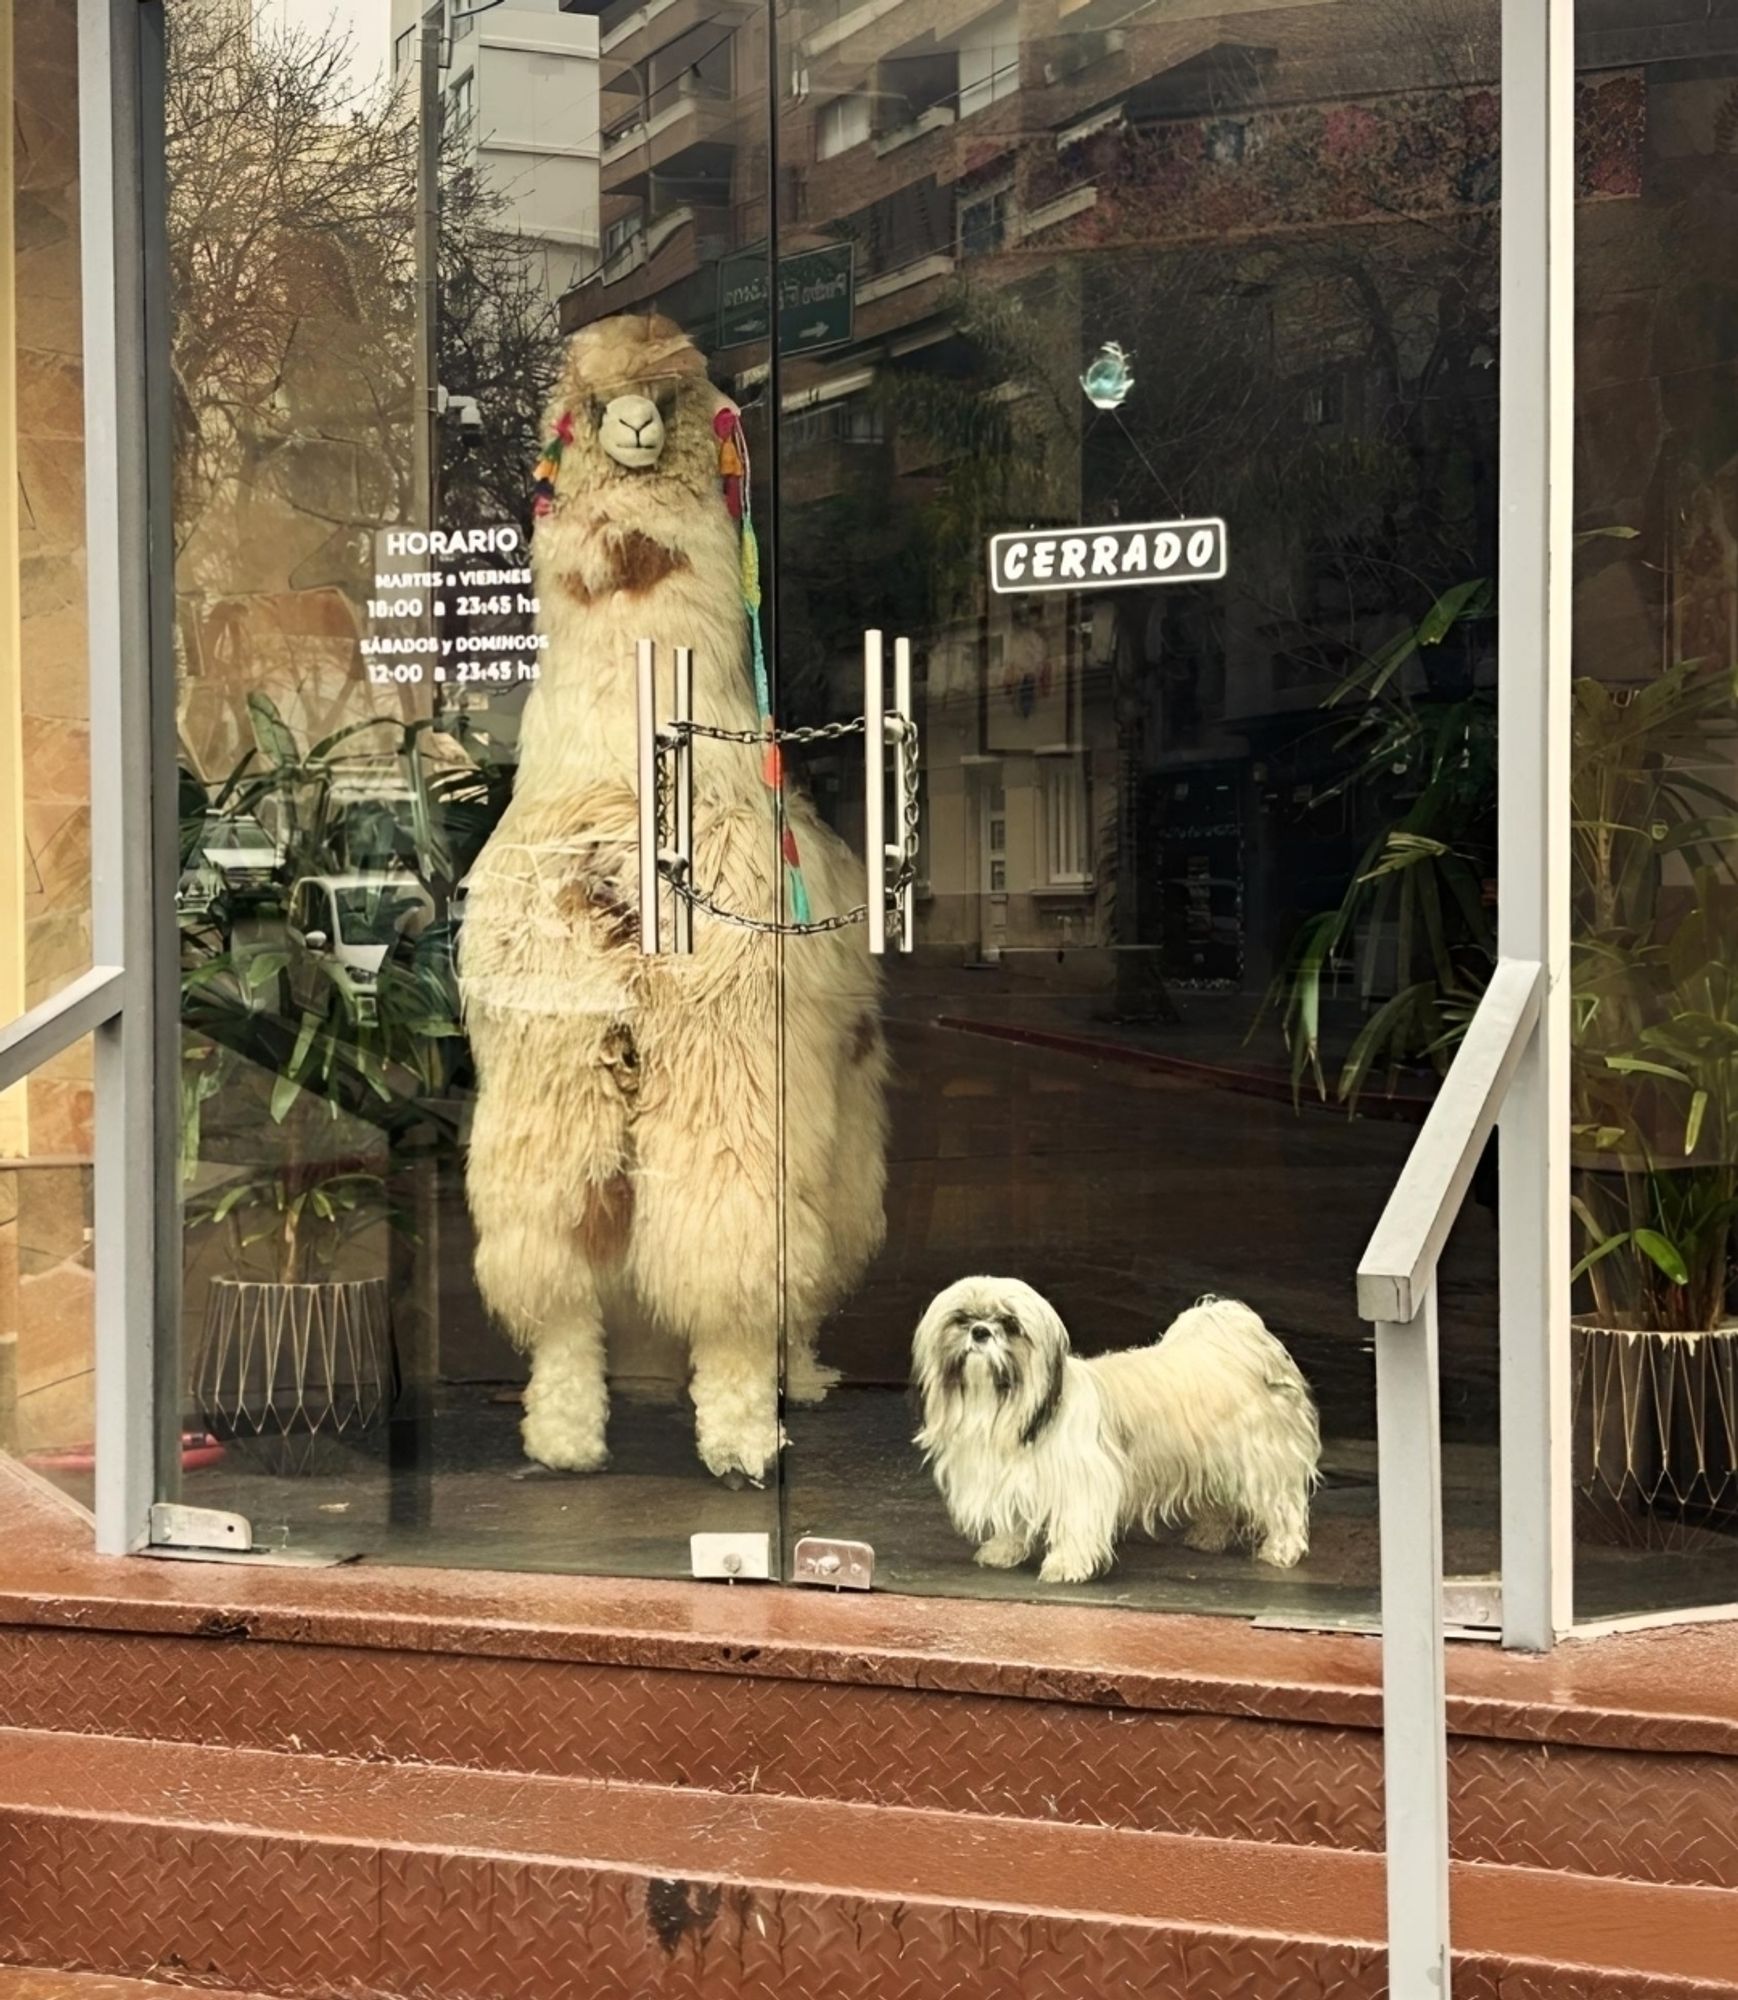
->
[652,712,920,939]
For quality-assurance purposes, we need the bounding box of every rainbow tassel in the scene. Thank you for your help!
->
[530,411,573,520]
[718,405,812,925]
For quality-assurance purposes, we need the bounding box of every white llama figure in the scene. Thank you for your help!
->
[461,315,888,1484]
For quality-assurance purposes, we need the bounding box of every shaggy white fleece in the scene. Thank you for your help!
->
[461,316,888,1485]
[913,1277,1321,1583]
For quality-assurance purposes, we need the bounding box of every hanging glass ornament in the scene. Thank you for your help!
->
[1080,341,1134,410]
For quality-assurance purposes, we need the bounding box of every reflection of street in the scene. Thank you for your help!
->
[826,1003,1501,1448]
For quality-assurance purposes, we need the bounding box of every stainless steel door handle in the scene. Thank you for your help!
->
[636,638,663,955]
[670,646,694,956]
[635,639,695,956]
[892,635,915,954]
[864,629,885,955]
[864,628,915,957]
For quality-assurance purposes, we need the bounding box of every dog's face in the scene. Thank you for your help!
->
[912,1276,1070,1445]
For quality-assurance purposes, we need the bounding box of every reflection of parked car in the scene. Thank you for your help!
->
[200,814,283,893]
[176,858,224,919]
[282,873,434,1024]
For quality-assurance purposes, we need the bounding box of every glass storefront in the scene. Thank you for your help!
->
[1,0,96,1504]
[1570,0,1738,1618]
[81,0,1724,1624]
[156,0,1502,1619]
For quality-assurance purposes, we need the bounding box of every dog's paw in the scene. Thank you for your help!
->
[1255,1530,1308,1569]
[1181,1513,1235,1555]
[974,1533,1031,1570]
[1037,1547,1107,1585]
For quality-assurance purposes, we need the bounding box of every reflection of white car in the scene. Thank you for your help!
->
[283,873,434,1024]
[201,814,283,892]
[176,858,224,918]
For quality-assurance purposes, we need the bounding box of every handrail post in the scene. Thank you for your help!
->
[1377,1285,1452,1999]
[1497,0,1575,1654]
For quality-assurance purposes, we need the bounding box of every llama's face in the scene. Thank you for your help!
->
[544,316,728,512]
[596,388,671,471]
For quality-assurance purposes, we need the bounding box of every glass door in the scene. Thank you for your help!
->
[772,0,1504,1616]
[162,0,787,1575]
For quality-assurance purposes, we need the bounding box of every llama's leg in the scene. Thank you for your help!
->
[520,1308,610,1473]
[975,1530,1033,1570]
[784,1312,842,1406]
[1181,1506,1237,1554]
[629,1066,782,1486]
[466,1002,634,1477]
[688,1312,779,1486]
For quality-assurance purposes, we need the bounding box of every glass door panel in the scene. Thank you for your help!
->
[1571,0,1738,1622]
[162,0,783,1573]
[773,0,1503,1614]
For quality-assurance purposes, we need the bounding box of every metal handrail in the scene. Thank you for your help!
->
[1355,955,1544,2000]
[0,964,125,1095]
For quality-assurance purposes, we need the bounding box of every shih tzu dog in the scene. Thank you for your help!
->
[913,1277,1321,1584]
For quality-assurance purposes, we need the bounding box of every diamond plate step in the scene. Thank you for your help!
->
[0,1727,1734,2000]
[3,1462,1738,1897]
[0,1973,276,2000]
[3,1621,1735,1891]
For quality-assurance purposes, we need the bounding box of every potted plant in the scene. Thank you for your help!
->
[186,1160,404,1470]
[1262,572,1738,1543]
[1565,665,1738,1544]
[178,695,480,1468]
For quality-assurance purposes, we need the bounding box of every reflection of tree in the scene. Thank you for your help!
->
[166,5,420,562]
[800,4,1511,1035]
[438,168,561,534]
[165,4,559,682]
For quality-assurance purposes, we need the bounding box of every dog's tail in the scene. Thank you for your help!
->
[1181,1295,1323,1492]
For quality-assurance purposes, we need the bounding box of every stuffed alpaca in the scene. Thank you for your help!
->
[460,314,888,1485]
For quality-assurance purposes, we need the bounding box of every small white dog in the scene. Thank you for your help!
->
[913,1277,1321,1584]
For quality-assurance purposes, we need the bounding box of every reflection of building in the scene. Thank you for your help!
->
[394,0,603,299]
[572,0,760,325]
[563,0,1510,998]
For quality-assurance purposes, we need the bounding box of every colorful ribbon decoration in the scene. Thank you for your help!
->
[716,407,810,925]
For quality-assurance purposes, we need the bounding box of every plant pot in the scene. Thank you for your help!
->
[1572,1318,1738,1550]
[192,1276,399,1475]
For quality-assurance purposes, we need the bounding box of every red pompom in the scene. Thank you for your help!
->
[781,827,802,866]
[554,411,575,443]
[713,407,737,440]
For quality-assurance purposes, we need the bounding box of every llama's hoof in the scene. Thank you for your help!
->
[698,1435,776,1488]
[785,1354,842,1406]
[520,1408,608,1475]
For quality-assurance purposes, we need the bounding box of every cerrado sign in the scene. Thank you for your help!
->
[989,517,1227,595]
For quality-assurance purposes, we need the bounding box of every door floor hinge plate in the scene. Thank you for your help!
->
[143,1501,352,1567]
[690,1531,771,1581]
[793,1535,874,1590]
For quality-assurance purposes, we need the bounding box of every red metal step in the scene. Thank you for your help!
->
[2,1465,1735,1996]
[0,1725,1733,2000]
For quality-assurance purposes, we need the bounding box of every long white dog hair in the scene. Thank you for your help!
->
[913,1277,1321,1584]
